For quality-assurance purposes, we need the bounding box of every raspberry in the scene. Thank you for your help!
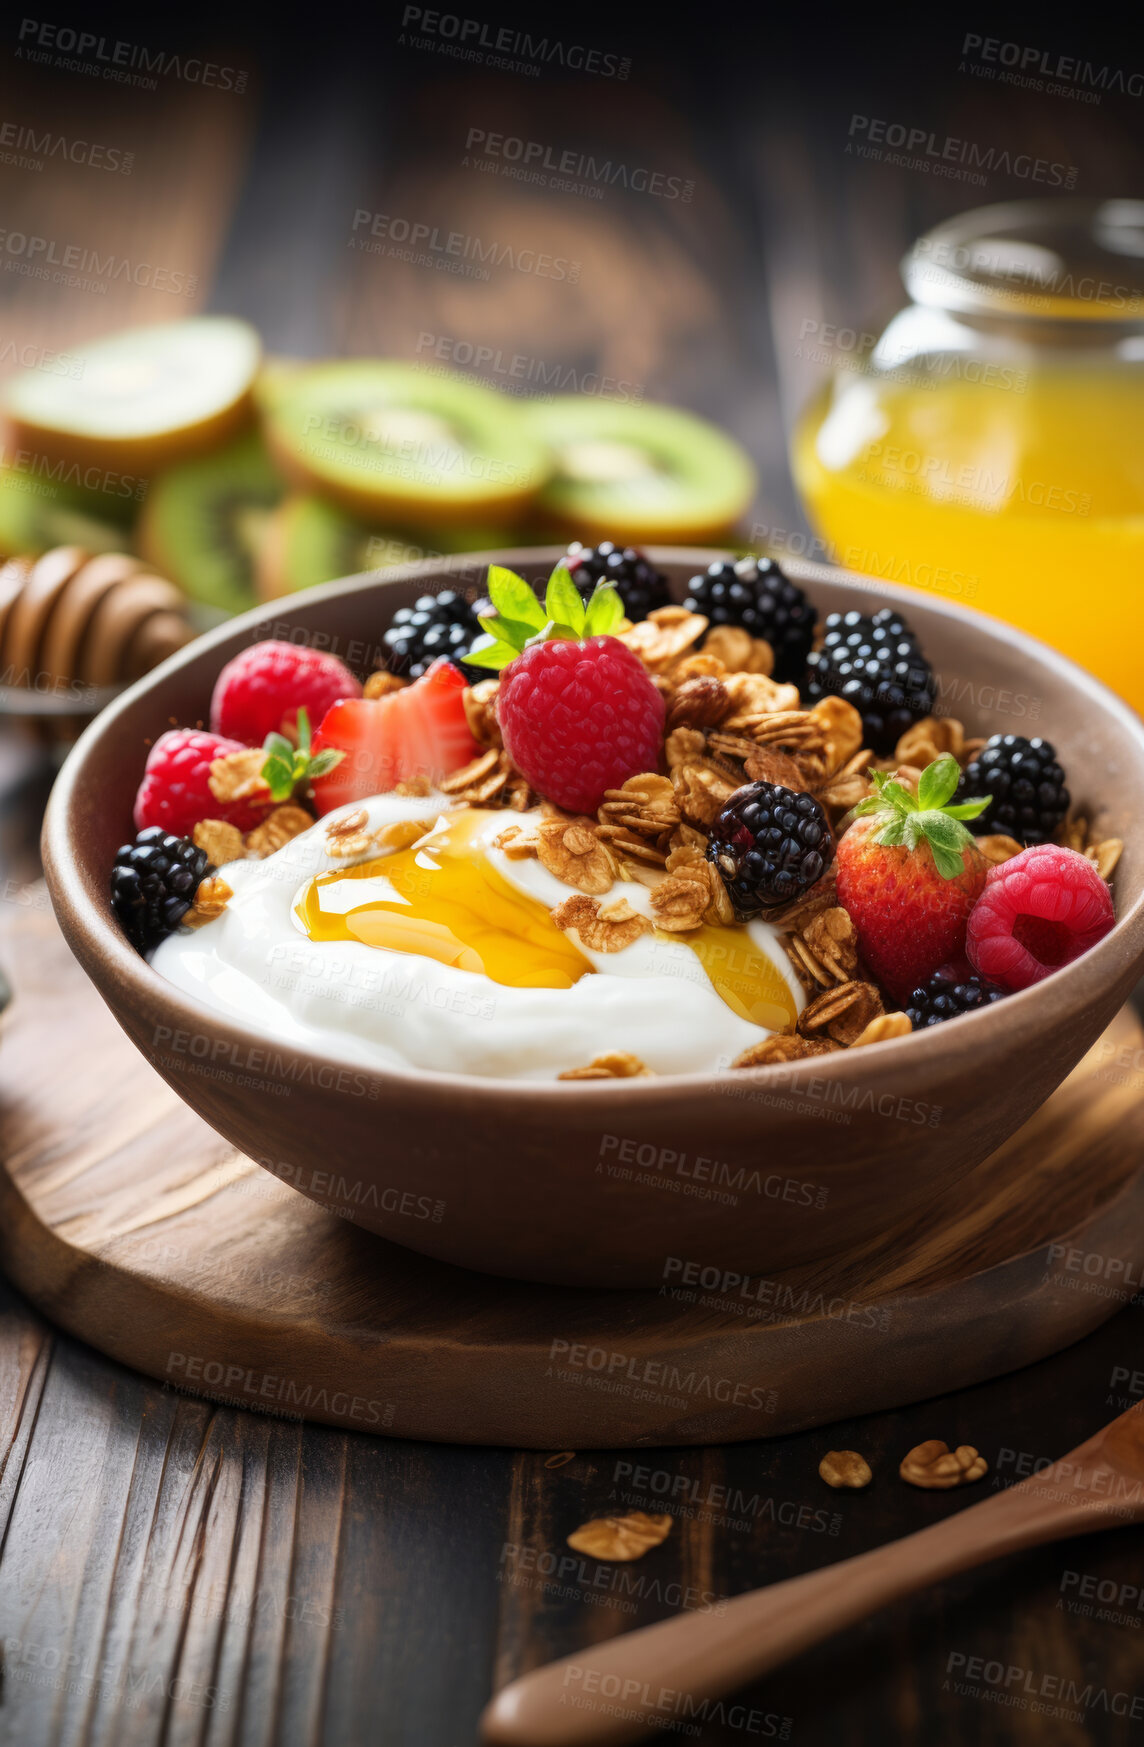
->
[497,636,665,815]
[210,641,361,746]
[966,844,1115,991]
[133,728,271,837]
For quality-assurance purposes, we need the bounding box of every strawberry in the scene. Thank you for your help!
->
[211,640,361,747]
[834,755,991,1003]
[310,657,479,813]
[466,561,664,815]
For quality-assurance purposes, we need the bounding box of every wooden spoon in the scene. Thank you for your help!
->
[481,1404,1144,1746]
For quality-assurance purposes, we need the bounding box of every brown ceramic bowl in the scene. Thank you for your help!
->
[43,550,1144,1288]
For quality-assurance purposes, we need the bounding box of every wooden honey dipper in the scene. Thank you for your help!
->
[0,544,194,705]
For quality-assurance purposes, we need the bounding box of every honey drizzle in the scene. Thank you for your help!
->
[297,810,798,1026]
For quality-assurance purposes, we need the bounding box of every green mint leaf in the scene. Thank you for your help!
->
[478,613,542,649]
[263,731,294,765]
[308,748,345,779]
[544,566,585,636]
[464,635,519,672]
[917,753,960,812]
[944,796,992,821]
[262,755,296,803]
[296,706,312,756]
[486,566,545,631]
[582,582,623,637]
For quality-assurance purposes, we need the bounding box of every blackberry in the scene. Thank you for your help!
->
[956,735,1069,846]
[382,589,485,679]
[706,782,833,915]
[803,608,936,755]
[111,827,214,954]
[905,967,1007,1029]
[683,556,816,682]
[564,540,671,622]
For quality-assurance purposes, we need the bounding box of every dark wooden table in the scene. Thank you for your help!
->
[1,8,1142,1743]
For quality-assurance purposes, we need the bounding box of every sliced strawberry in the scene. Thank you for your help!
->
[310,658,480,813]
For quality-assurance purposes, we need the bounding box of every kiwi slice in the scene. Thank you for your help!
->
[4,316,261,477]
[262,361,549,525]
[138,433,284,617]
[0,468,127,558]
[523,397,757,543]
[256,496,381,598]
[257,495,513,598]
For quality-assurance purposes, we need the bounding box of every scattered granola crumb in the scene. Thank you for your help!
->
[850,1012,912,1047]
[1087,837,1123,882]
[193,819,247,866]
[566,1511,673,1559]
[558,1052,655,1081]
[665,675,731,731]
[976,833,1024,866]
[597,896,641,924]
[894,715,984,772]
[208,747,271,806]
[819,1450,873,1490]
[703,624,773,675]
[797,980,884,1047]
[619,606,707,673]
[373,817,435,852]
[650,861,730,930]
[325,808,372,857]
[551,893,652,953]
[363,671,407,700]
[244,804,313,859]
[786,907,859,989]
[462,677,502,747]
[900,1440,988,1489]
[732,1035,840,1067]
[535,818,618,894]
[493,819,542,859]
[182,875,233,927]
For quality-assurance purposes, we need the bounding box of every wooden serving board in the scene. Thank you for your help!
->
[2,899,1143,1449]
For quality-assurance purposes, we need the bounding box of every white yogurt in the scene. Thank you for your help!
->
[152,797,804,1080]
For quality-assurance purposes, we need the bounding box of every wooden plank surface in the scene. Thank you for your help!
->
[1,7,1143,1744]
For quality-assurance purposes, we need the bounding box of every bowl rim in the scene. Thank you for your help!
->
[43,546,1144,1105]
